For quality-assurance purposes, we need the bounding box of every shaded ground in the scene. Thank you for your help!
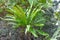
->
[0,19,58,40]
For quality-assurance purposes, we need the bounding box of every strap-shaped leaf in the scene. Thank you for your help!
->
[25,25,31,34]
[7,5,27,25]
[34,24,44,27]
[29,28,38,37]
[36,30,49,37]
[28,0,38,5]
[39,0,46,3]
[26,1,33,18]
[30,6,43,23]
[15,5,27,24]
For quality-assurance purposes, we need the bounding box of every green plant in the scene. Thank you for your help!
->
[0,0,53,39]
[4,2,50,38]
[55,12,60,20]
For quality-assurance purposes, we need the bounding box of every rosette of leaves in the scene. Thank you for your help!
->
[4,2,50,39]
